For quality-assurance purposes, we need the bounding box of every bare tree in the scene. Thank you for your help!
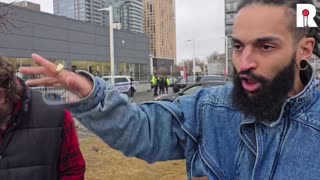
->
[0,1,21,32]
[178,58,206,75]
[206,51,226,75]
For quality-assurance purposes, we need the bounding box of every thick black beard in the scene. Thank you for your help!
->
[232,59,295,123]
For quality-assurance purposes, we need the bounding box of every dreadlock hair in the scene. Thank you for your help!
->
[237,0,320,57]
[0,56,23,103]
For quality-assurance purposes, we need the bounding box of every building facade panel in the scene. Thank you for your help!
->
[0,34,33,50]
[0,48,32,57]
[30,12,69,28]
[64,19,97,33]
[0,3,150,79]
[69,53,105,61]
[68,31,96,44]
[94,35,109,46]
[2,21,33,36]
[33,38,69,52]
[33,24,68,40]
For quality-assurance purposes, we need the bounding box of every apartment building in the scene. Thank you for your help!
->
[53,0,108,26]
[106,0,144,34]
[144,0,176,72]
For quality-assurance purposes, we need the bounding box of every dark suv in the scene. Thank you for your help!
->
[155,81,227,102]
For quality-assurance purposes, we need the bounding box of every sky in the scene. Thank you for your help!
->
[0,0,225,63]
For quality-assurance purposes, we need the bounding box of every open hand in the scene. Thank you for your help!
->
[19,53,93,98]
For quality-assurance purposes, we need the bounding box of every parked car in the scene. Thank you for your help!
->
[155,81,227,102]
[200,75,229,82]
[166,76,179,87]
[174,76,196,89]
[102,75,137,97]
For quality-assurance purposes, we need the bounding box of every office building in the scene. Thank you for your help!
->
[225,0,239,75]
[53,0,108,26]
[106,0,144,34]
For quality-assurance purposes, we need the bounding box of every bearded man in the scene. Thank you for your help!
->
[20,0,320,179]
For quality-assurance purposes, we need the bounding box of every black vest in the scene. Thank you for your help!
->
[0,90,65,180]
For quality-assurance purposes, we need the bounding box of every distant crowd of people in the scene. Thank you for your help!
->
[150,74,170,96]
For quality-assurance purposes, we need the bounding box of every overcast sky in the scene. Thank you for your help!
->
[0,0,225,63]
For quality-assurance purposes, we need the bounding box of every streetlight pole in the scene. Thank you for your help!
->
[187,39,196,82]
[225,36,229,77]
[149,54,153,75]
[99,6,115,85]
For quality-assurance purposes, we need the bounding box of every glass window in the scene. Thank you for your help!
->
[226,25,233,35]
[115,78,129,83]
[119,63,149,82]
[72,61,110,76]
[233,2,239,10]
[227,36,232,48]
[226,3,231,11]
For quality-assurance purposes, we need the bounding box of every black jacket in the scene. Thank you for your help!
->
[0,89,65,180]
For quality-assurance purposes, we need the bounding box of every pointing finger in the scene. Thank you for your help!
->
[19,66,47,75]
[25,77,59,87]
[31,53,57,73]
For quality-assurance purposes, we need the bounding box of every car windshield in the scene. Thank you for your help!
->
[183,85,203,95]
[177,76,196,84]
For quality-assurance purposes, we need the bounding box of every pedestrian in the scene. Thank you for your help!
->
[158,76,166,95]
[151,74,158,96]
[0,57,85,180]
[20,0,320,178]
[165,76,170,94]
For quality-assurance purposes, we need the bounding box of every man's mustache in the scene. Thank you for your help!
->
[237,70,268,84]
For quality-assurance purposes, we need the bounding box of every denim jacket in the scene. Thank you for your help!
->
[66,72,320,180]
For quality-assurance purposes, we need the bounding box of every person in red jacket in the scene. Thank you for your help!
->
[0,56,85,180]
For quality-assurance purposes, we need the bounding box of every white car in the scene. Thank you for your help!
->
[102,75,138,97]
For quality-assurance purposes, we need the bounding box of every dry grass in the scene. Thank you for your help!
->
[80,137,186,180]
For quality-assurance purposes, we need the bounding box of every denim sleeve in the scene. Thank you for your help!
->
[67,74,188,163]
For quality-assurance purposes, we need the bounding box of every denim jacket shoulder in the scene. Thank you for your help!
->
[172,83,245,178]
[173,82,239,142]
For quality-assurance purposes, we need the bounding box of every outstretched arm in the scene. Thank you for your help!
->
[67,75,188,163]
[19,53,190,163]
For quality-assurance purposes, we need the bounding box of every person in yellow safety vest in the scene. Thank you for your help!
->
[151,75,158,96]
[166,77,170,94]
